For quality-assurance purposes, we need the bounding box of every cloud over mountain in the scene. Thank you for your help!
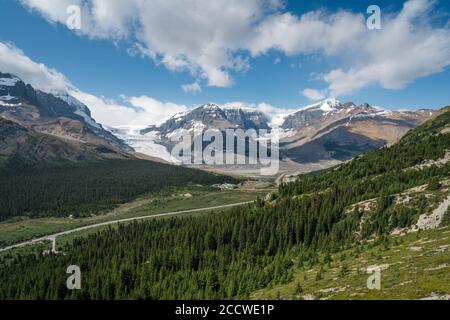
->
[0,41,187,127]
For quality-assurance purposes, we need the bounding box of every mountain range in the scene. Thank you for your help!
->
[0,72,440,175]
[116,98,438,176]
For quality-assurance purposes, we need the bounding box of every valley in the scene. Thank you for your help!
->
[0,72,449,301]
[0,106,448,300]
[0,182,273,248]
[2,0,450,309]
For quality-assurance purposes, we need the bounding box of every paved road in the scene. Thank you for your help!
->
[0,201,253,252]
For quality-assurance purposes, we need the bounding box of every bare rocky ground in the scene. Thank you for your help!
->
[415,195,450,230]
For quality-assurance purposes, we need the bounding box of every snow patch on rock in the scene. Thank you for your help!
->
[0,77,19,87]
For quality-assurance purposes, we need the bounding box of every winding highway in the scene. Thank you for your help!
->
[0,201,253,253]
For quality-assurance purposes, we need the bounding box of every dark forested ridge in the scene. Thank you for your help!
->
[0,108,448,299]
[0,158,239,221]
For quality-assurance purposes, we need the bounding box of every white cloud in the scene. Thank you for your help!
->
[126,95,188,124]
[249,0,450,96]
[20,0,82,25]
[0,42,71,92]
[181,82,201,94]
[19,0,280,88]
[70,91,187,127]
[133,0,272,87]
[20,0,139,39]
[70,91,145,127]
[248,10,366,57]
[0,40,186,127]
[15,0,450,96]
[302,88,326,101]
[323,0,450,96]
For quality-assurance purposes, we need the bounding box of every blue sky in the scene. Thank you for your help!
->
[0,0,449,126]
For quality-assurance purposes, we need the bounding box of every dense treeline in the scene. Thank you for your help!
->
[0,209,295,299]
[0,158,238,220]
[0,109,448,299]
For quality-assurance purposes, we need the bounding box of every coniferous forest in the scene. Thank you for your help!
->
[0,158,239,221]
[0,109,448,299]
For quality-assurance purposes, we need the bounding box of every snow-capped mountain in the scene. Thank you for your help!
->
[114,99,438,175]
[0,72,131,162]
[141,103,270,136]
[281,98,351,129]
[116,103,271,165]
[278,99,437,166]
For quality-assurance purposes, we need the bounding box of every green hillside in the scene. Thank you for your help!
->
[252,226,450,300]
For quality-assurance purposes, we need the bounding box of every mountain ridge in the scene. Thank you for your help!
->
[123,99,438,175]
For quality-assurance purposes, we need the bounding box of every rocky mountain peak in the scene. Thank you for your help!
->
[200,103,222,111]
[141,102,271,136]
[318,98,342,111]
[0,72,131,154]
